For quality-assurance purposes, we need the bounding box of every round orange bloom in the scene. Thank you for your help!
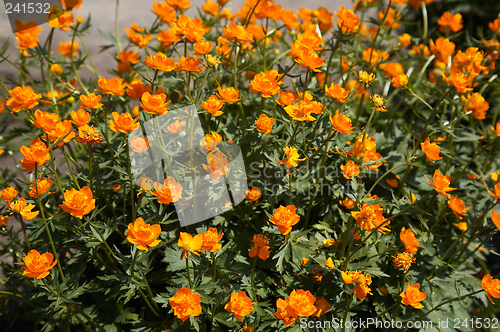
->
[482,274,500,304]
[339,197,355,209]
[129,136,149,152]
[290,44,324,72]
[429,38,455,63]
[78,93,103,109]
[109,112,140,134]
[284,99,322,122]
[398,33,411,47]
[167,120,184,134]
[167,0,191,12]
[20,141,50,172]
[70,109,90,128]
[223,22,254,43]
[202,96,224,116]
[400,227,419,254]
[178,232,203,259]
[342,271,372,301]
[421,137,442,163]
[58,40,78,58]
[325,83,349,103]
[438,11,463,33]
[125,24,152,48]
[277,89,298,107]
[249,70,283,98]
[15,26,42,49]
[392,74,408,88]
[341,160,360,179]
[140,92,171,115]
[1,186,19,203]
[126,80,152,100]
[151,178,182,204]
[145,52,176,72]
[274,298,297,326]
[225,291,253,321]
[9,198,39,220]
[286,290,317,317]
[255,114,275,134]
[249,234,269,261]
[329,110,355,134]
[462,92,489,120]
[153,1,176,25]
[442,69,473,94]
[335,6,360,33]
[193,40,212,55]
[203,151,229,181]
[7,86,41,113]
[425,170,456,198]
[158,28,182,48]
[246,188,261,202]
[22,250,57,279]
[76,124,103,145]
[216,86,240,104]
[48,11,75,31]
[380,62,404,79]
[392,252,416,273]
[28,177,53,198]
[312,297,332,317]
[59,186,96,219]
[200,227,223,252]
[176,56,204,72]
[400,282,426,309]
[96,77,126,97]
[0,215,8,226]
[200,131,222,152]
[174,15,209,42]
[448,196,468,219]
[269,205,300,235]
[169,287,202,322]
[277,147,306,169]
[351,204,390,234]
[126,217,161,251]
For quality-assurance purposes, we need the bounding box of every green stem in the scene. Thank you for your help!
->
[250,257,257,302]
[123,134,136,221]
[185,258,193,289]
[418,290,483,321]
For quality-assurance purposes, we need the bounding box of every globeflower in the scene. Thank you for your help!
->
[144,52,176,72]
[169,287,202,322]
[76,125,103,145]
[222,22,254,43]
[20,141,50,172]
[400,282,426,309]
[255,114,275,134]
[277,147,306,169]
[437,11,463,33]
[216,86,240,104]
[425,170,456,198]
[329,110,355,134]
[96,77,126,97]
[351,204,390,234]
[59,186,96,219]
[151,178,183,204]
[325,83,350,103]
[202,96,224,116]
[482,274,500,304]
[22,249,57,279]
[200,227,223,252]
[492,210,500,231]
[286,290,317,317]
[392,252,416,273]
[109,112,140,134]
[7,86,41,113]
[70,109,90,128]
[1,186,19,203]
[178,232,203,259]
[78,93,103,109]
[421,137,442,163]
[269,205,300,235]
[341,160,360,179]
[246,188,261,201]
[447,196,468,219]
[225,291,253,321]
[249,70,283,98]
[9,198,39,220]
[341,270,372,301]
[400,227,419,254]
[126,217,161,251]
[28,178,53,198]
[249,234,270,261]
[334,6,360,33]
[140,92,171,115]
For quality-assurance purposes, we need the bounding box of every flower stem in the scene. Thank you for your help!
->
[185,257,193,289]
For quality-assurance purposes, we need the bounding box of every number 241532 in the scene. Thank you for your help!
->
[5,3,51,14]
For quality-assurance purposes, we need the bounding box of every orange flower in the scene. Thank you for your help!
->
[116,50,140,73]
[0,215,8,226]
[379,7,401,29]
[290,44,325,72]
[438,11,463,33]
[357,70,376,85]
[454,222,467,232]
[78,93,103,109]
[249,70,283,98]
[249,234,270,261]
[429,38,456,63]
[59,186,95,219]
[330,110,355,134]
[201,227,223,252]
[200,96,223,116]
[201,0,219,16]
[421,137,442,163]
[425,170,456,198]
[129,136,149,152]
[284,98,323,122]
[448,196,468,219]
[58,41,78,58]
[341,271,372,301]
[0,99,5,113]
[341,160,360,179]
[489,18,500,36]
[335,6,360,33]
[20,141,50,172]
[145,52,177,72]
[167,120,184,134]
[277,89,299,107]
[1,186,19,203]
[109,112,140,134]
[400,282,426,309]
[176,56,204,72]
[178,232,203,259]
[22,250,57,279]
[152,1,176,25]
[223,22,254,43]
[351,204,390,234]
[269,205,300,235]
[126,80,152,100]
[245,188,262,202]
[442,69,473,93]
[392,73,408,88]
[125,24,152,48]
[400,227,419,254]
[380,62,404,79]
[216,86,240,104]
[15,26,42,49]
[140,92,171,115]
[48,10,75,30]
[462,92,489,120]
[203,151,229,181]
[152,178,183,204]
[193,40,212,56]
[174,15,209,42]
[277,147,306,169]
[285,289,317,317]
[325,83,350,103]
[200,131,222,152]
[409,0,434,8]
[398,33,411,47]
[492,210,500,231]
[158,28,182,48]
[28,178,53,198]
[255,114,275,134]
[339,197,355,209]
[392,252,416,273]
[7,86,41,113]
[96,77,126,97]
[70,109,90,128]
[126,217,161,251]
[76,125,103,145]
[9,198,39,220]
[167,0,191,12]
[274,298,297,326]
[362,47,389,65]
[482,274,500,304]
[311,297,331,317]
[225,291,253,321]
[169,287,202,322]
